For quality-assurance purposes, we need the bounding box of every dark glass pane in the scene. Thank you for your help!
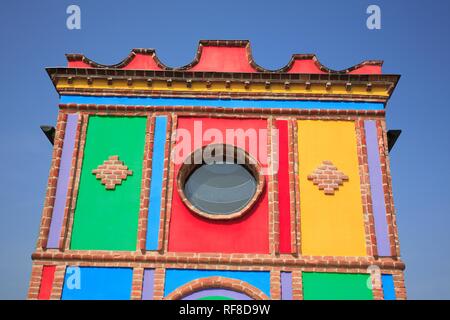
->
[184,163,257,215]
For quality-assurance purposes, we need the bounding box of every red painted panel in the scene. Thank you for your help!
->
[189,47,257,73]
[287,58,382,74]
[276,120,292,253]
[67,60,92,68]
[287,59,326,74]
[65,44,381,75]
[168,118,269,253]
[38,266,56,300]
[122,53,163,70]
[348,65,382,74]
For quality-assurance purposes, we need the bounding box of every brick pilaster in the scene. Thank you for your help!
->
[37,113,67,249]
[50,265,66,300]
[292,270,303,300]
[370,270,384,300]
[393,270,407,300]
[153,268,166,300]
[131,267,144,300]
[267,118,278,255]
[27,264,43,300]
[270,269,281,300]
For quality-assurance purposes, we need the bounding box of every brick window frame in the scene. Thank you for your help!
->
[164,276,269,300]
[176,143,266,221]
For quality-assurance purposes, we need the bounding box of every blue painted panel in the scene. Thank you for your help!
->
[60,95,384,110]
[381,274,396,300]
[146,116,168,250]
[142,269,155,300]
[61,267,133,300]
[164,269,271,297]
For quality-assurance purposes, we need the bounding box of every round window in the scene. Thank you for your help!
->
[177,144,264,220]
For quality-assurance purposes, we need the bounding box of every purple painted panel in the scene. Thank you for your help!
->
[182,289,252,300]
[47,114,78,248]
[281,272,293,300]
[142,269,155,300]
[364,120,391,256]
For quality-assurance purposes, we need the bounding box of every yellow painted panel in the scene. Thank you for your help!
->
[56,78,389,97]
[298,120,366,256]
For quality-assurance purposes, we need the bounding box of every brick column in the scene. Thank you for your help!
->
[292,121,301,255]
[27,264,43,300]
[137,117,153,252]
[292,270,303,300]
[267,118,278,255]
[37,113,67,249]
[131,267,144,300]
[270,269,281,300]
[393,270,407,300]
[50,265,66,300]
[356,120,379,257]
[370,270,384,300]
[153,268,166,300]
[163,115,177,253]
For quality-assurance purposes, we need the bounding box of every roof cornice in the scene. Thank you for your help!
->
[63,40,385,75]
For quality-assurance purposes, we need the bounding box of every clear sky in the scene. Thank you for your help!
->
[0,0,449,299]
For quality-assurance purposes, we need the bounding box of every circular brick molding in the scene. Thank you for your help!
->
[177,144,265,220]
[164,276,269,300]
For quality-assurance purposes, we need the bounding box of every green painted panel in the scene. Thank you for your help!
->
[302,272,373,300]
[70,116,147,251]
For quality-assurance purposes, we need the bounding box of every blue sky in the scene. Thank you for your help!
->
[0,0,449,299]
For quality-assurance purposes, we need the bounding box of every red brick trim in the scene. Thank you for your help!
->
[164,276,269,300]
[372,277,384,300]
[37,112,67,249]
[49,265,66,300]
[392,270,407,300]
[307,160,349,195]
[376,121,398,258]
[366,265,383,300]
[59,103,386,118]
[355,120,378,257]
[31,259,400,274]
[292,121,301,255]
[378,120,401,258]
[162,114,177,253]
[153,268,165,300]
[291,270,303,300]
[287,120,298,255]
[270,269,281,300]
[137,116,153,252]
[31,251,405,270]
[27,264,44,299]
[131,267,144,300]
[267,118,278,254]
[91,155,133,190]
[29,260,404,300]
